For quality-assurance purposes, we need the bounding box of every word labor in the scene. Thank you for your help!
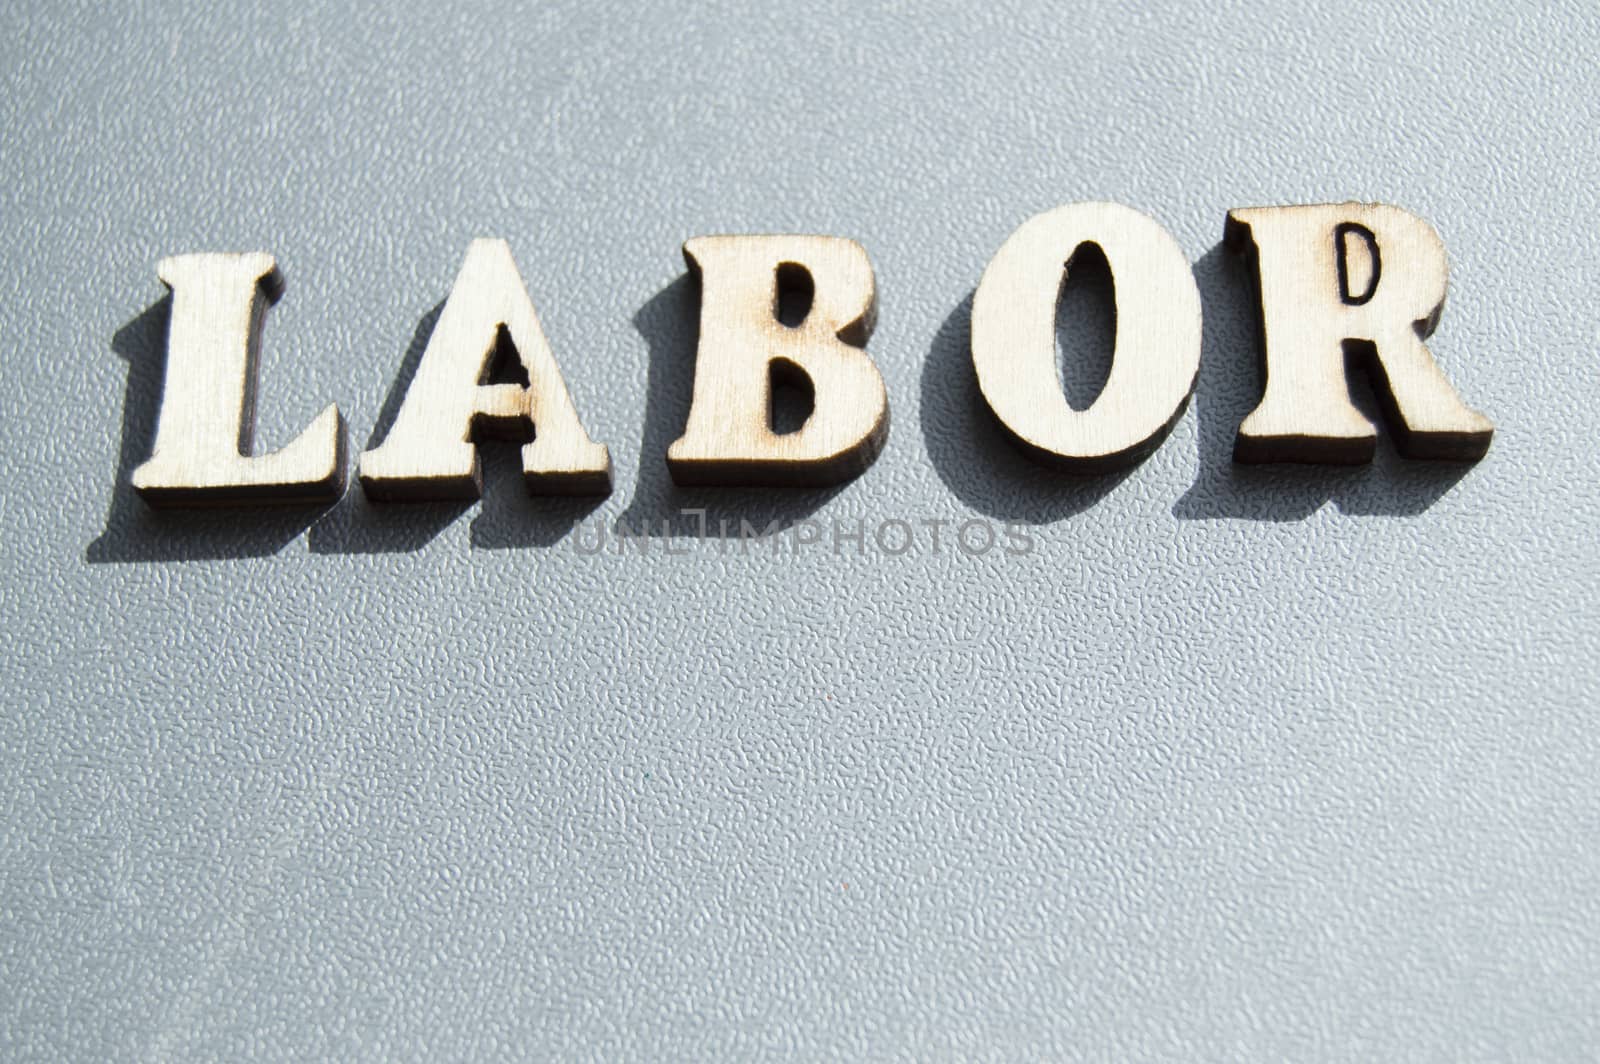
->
[128,201,1494,508]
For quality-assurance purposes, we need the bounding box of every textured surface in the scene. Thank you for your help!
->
[3,1,1599,1059]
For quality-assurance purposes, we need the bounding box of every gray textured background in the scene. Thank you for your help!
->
[4,0,1598,1059]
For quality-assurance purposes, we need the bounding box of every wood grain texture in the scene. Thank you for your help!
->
[131,253,346,506]
[666,235,888,487]
[1228,202,1494,463]
[359,239,611,501]
[970,202,1202,473]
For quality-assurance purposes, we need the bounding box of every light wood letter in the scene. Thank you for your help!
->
[132,253,345,506]
[359,239,611,500]
[667,235,888,486]
[1228,202,1493,463]
[971,202,1202,472]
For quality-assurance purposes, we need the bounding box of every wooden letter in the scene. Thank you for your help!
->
[971,202,1202,472]
[132,254,345,506]
[1227,202,1494,463]
[359,239,611,500]
[667,235,888,486]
